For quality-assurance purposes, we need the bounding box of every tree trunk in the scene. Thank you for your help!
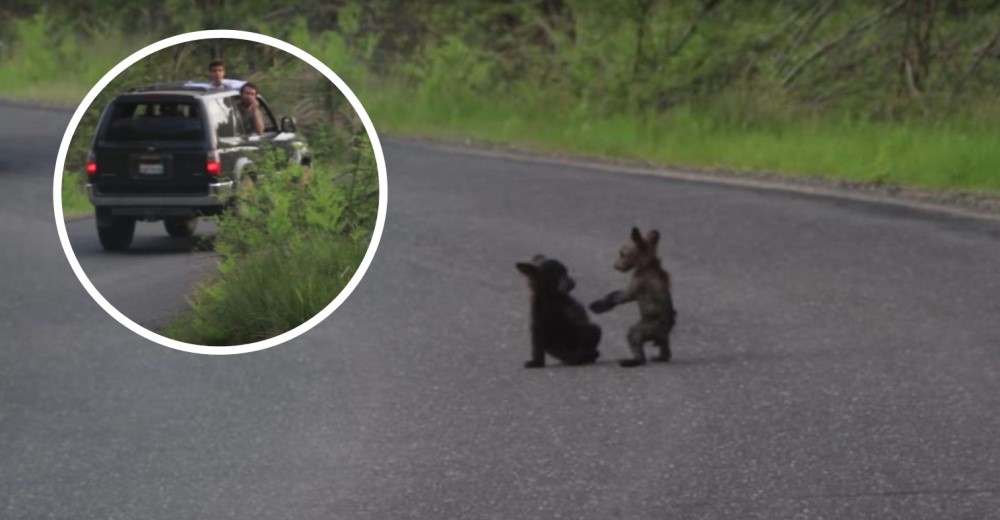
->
[631,0,656,81]
[898,0,936,96]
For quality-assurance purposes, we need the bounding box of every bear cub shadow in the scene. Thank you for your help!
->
[516,254,601,368]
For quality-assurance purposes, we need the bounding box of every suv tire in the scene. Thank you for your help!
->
[97,215,136,251]
[164,217,198,238]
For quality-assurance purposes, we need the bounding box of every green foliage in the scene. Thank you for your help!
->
[0,9,152,104]
[10,0,996,117]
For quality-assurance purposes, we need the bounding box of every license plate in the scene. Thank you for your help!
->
[139,163,164,175]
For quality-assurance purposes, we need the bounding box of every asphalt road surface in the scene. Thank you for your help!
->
[2,102,1000,519]
[65,216,219,330]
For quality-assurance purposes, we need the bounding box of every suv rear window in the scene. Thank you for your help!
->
[103,100,204,142]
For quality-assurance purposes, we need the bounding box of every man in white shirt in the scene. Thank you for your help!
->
[208,59,227,88]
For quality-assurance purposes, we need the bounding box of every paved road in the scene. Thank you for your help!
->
[65,216,219,330]
[2,102,1000,519]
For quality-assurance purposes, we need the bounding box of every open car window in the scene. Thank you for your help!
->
[225,95,278,135]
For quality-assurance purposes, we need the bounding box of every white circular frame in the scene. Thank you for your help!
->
[52,30,388,355]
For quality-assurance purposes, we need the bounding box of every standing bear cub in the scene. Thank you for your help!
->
[516,254,602,368]
[590,227,677,367]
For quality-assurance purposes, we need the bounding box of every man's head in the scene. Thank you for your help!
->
[209,59,225,86]
[239,82,259,104]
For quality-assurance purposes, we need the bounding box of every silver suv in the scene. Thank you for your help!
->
[86,82,311,251]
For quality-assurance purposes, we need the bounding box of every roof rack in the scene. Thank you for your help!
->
[127,83,207,93]
[127,78,247,93]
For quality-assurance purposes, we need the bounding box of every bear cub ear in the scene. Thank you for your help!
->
[518,253,548,278]
[630,226,645,247]
[516,262,539,278]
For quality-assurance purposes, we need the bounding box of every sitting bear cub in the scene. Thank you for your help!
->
[516,254,602,368]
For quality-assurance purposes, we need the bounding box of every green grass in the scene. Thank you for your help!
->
[160,236,366,346]
[61,171,94,219]
[359,83,1000,193]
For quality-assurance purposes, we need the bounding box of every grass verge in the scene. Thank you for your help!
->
[359,84,1000,194]
[61,171,93,219]
[160,236,366,345]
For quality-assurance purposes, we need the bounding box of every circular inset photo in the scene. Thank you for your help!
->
[53,30,387,355]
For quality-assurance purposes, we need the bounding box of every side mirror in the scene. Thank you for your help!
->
[280,116,297,133]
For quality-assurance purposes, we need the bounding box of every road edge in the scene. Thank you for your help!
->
[0,97,78,113]
[384,135,1000,224]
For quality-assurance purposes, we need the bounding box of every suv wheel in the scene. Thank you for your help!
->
[97,214,136,251]
[164,217,198,238]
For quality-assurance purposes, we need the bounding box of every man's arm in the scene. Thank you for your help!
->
[250,106,265,134]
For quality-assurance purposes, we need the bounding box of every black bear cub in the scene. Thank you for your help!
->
[516,254,602,368]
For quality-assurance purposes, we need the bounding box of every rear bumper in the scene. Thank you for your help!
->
[87,180,234,207]
[88,180,234,219]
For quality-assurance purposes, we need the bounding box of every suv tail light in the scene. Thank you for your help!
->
[206,150,221,176]
[86,151,97,176]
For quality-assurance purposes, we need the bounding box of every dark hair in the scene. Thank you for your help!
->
[240,82,259,95]
[209,59,225,70]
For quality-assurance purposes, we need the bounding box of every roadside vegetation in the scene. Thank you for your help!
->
[61,169,92,218]
[3,1,999,194]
